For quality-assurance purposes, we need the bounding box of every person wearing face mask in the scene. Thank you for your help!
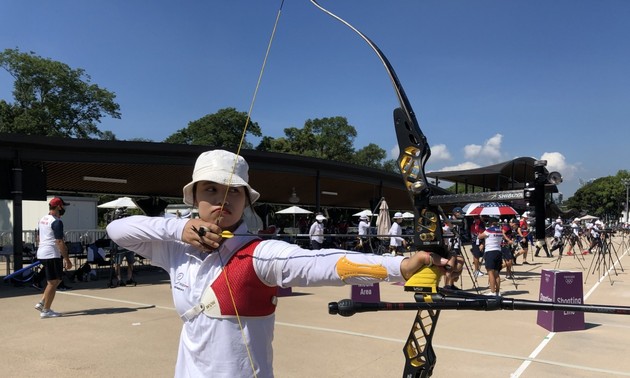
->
[106,149,449,378]
[34,197,73,318]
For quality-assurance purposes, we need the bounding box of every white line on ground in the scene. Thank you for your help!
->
[275,321,630,377]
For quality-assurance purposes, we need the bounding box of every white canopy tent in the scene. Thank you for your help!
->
[352,209,373,217]
[97,197,138,209]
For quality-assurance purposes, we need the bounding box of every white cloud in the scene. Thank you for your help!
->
[430,144,452,161]
[463,144,482,159]
[438,161,481,171]
[390,145,399,160]
[540,152,578,181]
[464,133,503,162]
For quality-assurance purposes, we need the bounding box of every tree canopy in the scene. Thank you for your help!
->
[163,107,262,148]
[256,116,390,169]
[0,48,120,138]
[0,50,396,175]
[564,170,630,222]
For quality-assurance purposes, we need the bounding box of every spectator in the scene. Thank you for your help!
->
[566,218,584,255]
[514,213,531,264]
[442,212,464,290]
[470,215,485,278]
[357,215,370,252]
[309,214,326,250]
[501,219,516,279]
[112,244,136,286]
[587,220,603,253]
[34,197,73,318]
[388,212,407,256]
[548,218,565,257]
[477,217,504,296]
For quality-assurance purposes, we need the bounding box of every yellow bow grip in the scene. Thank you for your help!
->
[404,266,442,294]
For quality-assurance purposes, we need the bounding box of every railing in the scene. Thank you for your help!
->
[0,230,38,247]
[64,229,108,244]
[0,229,107,247]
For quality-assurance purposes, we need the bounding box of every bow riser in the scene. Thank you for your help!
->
[403,309,439,378]
[310,2,445,377]
[394,108,446,258]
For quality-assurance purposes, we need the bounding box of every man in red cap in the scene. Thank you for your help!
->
[34,197,73,318]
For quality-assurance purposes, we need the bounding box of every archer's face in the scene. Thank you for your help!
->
[195,181,246,230]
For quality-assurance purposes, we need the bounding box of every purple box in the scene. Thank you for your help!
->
[277,286,293,297]
[537,269,585,332]
[351,282,380,303]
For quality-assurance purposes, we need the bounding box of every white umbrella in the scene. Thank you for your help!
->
[276,206,313,235]
[352,209,373,217]
[97,197,138,209]
[578,215,599,221]
[376,199,391,239]
[401,211,415,219]
[276,206,313,215]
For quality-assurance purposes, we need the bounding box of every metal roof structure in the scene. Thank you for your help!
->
[427,157,538,192]
[0,133,414,210]
[1,133,549,211]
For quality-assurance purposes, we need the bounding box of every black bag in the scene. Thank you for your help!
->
[72,263,92,282]
[31,268,46,289]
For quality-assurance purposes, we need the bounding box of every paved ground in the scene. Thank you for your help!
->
[1,237,629,377]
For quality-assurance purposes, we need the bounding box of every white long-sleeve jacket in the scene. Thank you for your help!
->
[107,215,406,378]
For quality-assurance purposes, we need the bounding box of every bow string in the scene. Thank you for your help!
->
[215,2,286,377]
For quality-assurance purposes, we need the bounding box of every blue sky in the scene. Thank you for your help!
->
[1,1,629,199]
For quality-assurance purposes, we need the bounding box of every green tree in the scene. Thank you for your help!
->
[353,143,386,168]
[257,116,357,162]
[565,170,630,222]
[100,130,117,140]
[164,107,261,148]
[382,159,398,173]
[0,48,121,138]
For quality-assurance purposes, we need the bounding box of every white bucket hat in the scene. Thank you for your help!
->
[182,150,260,206]
[315,214,326,221]
[393,212,403,219]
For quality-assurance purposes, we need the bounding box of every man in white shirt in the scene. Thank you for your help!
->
[309,214,326,250]
[34,197,73,318]
[566,218,584,255]
[357,215,371,252]
[549,218,565,256]
[388,212,406,256]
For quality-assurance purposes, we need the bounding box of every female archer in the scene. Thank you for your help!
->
[106,149,448,378]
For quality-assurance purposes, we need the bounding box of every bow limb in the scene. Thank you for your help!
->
[309,0,445,256]
[310,2,448,377]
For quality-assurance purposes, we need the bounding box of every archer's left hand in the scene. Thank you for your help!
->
[400,251,449,280]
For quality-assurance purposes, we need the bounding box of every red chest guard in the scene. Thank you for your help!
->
[211,240,278,317]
